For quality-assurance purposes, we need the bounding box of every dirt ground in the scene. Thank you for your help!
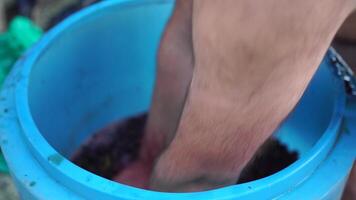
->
[0,174,18,200]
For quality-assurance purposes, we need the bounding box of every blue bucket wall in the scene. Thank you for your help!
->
[27,1,170,157]
[0,0,354,200]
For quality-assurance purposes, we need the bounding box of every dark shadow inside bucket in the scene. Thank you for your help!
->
[68,112,300,183]
[26,2,337,185]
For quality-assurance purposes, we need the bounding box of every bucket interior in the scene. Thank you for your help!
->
[27,1,336,176]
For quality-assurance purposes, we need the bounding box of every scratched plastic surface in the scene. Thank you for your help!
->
[0,0,354,199]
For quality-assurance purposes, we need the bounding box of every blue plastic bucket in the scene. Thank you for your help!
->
[0,0,355,199]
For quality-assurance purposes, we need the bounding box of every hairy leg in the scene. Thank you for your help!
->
[113,0,193,188]
[150,0,355,192]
